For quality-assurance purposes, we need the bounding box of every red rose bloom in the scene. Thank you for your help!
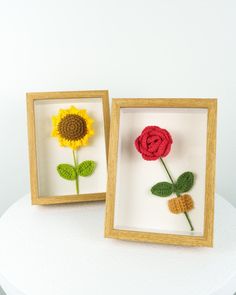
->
[134,126,173,161]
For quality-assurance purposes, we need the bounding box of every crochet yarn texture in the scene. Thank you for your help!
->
[58,114,87,141]
[135,125,195,231]
[134,126,173,161]
[57,164,77,181]
[77,160,96,177]
[168,194,194,214]
[52,106,96,194]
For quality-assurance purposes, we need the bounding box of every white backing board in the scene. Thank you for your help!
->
[34,98,107,197]
[114,107,208,236]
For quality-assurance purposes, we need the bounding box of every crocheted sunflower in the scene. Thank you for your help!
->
[52,106,96,195]
[52,106,94,150]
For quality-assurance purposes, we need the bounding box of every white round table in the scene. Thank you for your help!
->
[0,194,236,295]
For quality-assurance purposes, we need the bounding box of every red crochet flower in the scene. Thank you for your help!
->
[134,126,173,160]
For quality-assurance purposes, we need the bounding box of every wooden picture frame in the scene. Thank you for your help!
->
[105,98,217,247]
[27,90,110,205]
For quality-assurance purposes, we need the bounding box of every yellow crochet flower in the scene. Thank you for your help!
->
[52,106,94,150]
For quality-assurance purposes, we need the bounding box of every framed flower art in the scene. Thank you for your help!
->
[27,90,110,205]
[105,98,217,247]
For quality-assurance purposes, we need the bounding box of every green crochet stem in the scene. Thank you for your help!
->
[160,157,194,231]
[73,150,79,194]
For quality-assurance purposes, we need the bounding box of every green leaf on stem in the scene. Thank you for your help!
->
[57,164,77,180]
[151,182,173,197]
[175,171,194,193]
[77,160,96,177]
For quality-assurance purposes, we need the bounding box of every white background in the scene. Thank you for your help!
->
[115,108,207,235]
[0,0,236,217]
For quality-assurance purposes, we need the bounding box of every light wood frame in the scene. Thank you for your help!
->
[27,90,110,205]
[105,98,217,247]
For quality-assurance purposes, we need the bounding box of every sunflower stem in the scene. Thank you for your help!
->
[73,150,79,194]
[159,157,194,231]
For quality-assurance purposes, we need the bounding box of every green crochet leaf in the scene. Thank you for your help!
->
[151,182,173,197]
[77,160,96,177]
[57,164,77,181]
[175,171,194,193]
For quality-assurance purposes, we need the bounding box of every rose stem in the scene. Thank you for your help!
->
[159,157,194,231]
[72,150,79,194]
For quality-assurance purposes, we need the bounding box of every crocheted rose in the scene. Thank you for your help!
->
[134,126,173,161]
[134,125,195,231]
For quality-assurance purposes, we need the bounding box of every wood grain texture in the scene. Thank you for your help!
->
[27,90,110,205]
[105,98,217,247]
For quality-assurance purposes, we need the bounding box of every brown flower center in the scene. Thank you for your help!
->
[58,114,87,141]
